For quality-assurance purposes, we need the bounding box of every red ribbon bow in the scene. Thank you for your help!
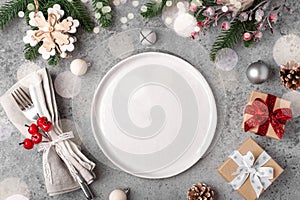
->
[244,94,292,139]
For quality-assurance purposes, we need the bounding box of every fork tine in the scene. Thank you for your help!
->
[19,87,33,106]
[15,88,32,109]
[11,92,26,110]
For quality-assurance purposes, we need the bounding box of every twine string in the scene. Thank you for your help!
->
[32,0,65,56]
[33,0,39,13]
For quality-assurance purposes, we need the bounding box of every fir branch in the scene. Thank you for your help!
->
[243,39,254,48]
[92,0,112,28]
[201,0,218,6]
[210,20,245,61]
[25,9,30,25]
[141,0,167,18]
[0,0,29,30]
[24,43,41,61]
[43,0,94,32]
[47,53,61,66]
[66,0,94,32]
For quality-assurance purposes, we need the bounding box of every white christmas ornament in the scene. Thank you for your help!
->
[54,71,81,98]
[23,4,79,59]
[215,48,238,71]
[173,13,197,37]
[273,34,300,65]
[162,0,181,29]
[139,29,157,46]
[70,59,88,76]
[109,189,128,200]
[282,91,300,118]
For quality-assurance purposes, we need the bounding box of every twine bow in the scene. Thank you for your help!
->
[38,131,74,184]
[229,150,274,198]
[34,13,58,36]
[32,11,71,54]
[244,95,292,139]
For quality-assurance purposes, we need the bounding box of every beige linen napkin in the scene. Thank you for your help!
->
[0,68,95,196]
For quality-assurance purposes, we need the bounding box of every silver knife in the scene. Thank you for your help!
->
[75,172,94,200]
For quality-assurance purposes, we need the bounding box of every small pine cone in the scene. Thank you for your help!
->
[280,61,300,90]
[187,183,214,200]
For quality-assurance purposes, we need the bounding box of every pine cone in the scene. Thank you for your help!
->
[187,183,214,200]
[280,61,300,90]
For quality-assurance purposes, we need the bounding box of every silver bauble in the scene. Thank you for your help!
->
[246,60,270,84]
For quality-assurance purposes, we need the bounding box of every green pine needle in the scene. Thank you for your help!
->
[92,0,112,28]
[47,53,61,66]
[201,0,218,6]
[0,0,30,30]
[243,39,254,48]
[66,0,94,32]
[24,43,41,61]
[141,0,167,18]
[42,0,94,32]
[210,20,245,61]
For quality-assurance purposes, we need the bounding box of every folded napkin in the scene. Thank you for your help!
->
[0,68,95,196]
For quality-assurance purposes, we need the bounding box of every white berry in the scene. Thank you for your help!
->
[109,189,127,200]
[70,59,88,76]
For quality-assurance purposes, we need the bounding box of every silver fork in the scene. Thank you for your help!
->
[11,86,94,200]
[11,87,39,121]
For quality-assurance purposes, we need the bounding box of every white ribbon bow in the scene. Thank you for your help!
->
[229,150,274,198]
[38,131,74,184]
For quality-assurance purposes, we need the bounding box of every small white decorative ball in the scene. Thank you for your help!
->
[18,11,25,18]
[109,189,127,200]
[173,13,197,37]
[70,59,88,76]
[140,29,157,46]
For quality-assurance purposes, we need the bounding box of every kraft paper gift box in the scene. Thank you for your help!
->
[218,138,284,200]
[242,90,292,140]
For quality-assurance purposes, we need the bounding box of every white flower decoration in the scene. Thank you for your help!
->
[23,4,80,60]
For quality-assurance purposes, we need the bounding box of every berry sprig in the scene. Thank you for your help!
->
[19,115,52,150]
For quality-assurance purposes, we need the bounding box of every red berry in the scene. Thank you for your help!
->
[37,116,47,126]
[221,21,230,31]
[20,138,34,150]
[197,21,203,27]
[189,5,197,12]
[31,132,43,144]
[269,13,278,22]
[242,32,252,41]
[27,124,39,135]
[191,31,199,40]
[254,31,263,42]
[37,116,52,132]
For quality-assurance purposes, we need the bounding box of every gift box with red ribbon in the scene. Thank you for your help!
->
[242,91,292,140]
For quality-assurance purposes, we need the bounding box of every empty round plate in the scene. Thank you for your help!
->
[91,52,217,178]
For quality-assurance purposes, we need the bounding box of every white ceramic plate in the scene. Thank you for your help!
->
[91,52,217,178]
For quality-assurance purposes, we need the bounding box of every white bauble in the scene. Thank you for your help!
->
[109,189,127,200]
[173,13,197,37]
[215,48,239,71]
[70,59,88,76]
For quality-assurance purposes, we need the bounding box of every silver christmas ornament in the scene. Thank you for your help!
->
[140,29,157,46]
[246,60,270,84]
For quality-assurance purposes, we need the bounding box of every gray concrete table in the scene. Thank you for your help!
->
[0,0,299,199]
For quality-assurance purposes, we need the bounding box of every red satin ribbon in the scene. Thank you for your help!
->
[244,94,292,139]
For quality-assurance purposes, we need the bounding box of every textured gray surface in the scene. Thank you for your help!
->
[0,0,300,200]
